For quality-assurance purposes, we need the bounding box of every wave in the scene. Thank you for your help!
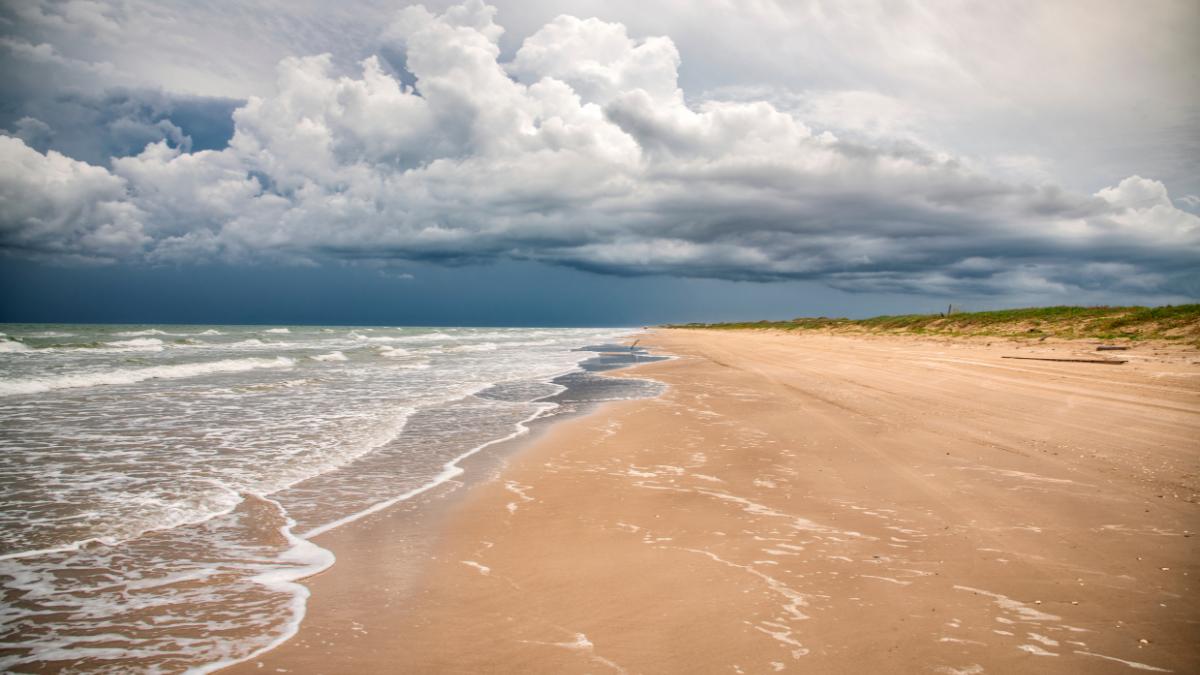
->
[23,331,76,338]
[0,339,31,352]
[398,331,456,342]
[104,338,165,351]
[376,346,411,358]
[0,357,296,396]
[457,330,536,340]
[190,402,420,672]
[349,332,405,343]
[448,342,499,353]
[302,402,556,539]
[197,329,223,336]
[113,329,172,337]
[263,328,290,334]
[504,338,559,347]
[228,338,297,350]
[310,351,348,362]
[191,496,336,675]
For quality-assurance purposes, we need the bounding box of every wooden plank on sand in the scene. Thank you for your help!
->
[1002,356,1127,364]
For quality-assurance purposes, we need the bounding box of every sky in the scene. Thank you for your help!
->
[1,0,1197,325]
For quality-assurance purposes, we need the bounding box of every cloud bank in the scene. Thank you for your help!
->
[2,1,1197,298]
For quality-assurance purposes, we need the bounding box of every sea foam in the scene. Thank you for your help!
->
[0,356,296,396]
[113,329,172,337]
[310,351,348,362]
[0,339,31,352]
[376,346,411,358]
[0,324,651,672]
[104,338,165,350]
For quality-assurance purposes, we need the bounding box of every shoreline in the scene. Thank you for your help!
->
[197,404,554,675]
[232,330,1198,673]
[209,342,666,674]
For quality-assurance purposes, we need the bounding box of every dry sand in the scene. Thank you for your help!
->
[230,330,1199,674]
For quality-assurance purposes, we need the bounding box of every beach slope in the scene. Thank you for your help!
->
[234,330,1199,674]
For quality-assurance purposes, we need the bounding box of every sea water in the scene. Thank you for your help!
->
[0,325,664,672]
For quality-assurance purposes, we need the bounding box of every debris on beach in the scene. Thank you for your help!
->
[1001,356,1127,364]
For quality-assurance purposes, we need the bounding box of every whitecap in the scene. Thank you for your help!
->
[376,346,411,358]
[505,338,559,347]
[398,331,456,342]
[263,328,290,334]
[113,329,171,337]
[310,351,348,362]
[0,356,296,396]
[349,332,405,343]
[0,339,31,352]
[449,342,499,352]
[104,338,164,351]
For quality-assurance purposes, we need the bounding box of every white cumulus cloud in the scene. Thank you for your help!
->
[0,136,146,261]
[0,1,1197,298]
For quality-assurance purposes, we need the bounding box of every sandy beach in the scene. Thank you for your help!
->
[232,329,1199,674]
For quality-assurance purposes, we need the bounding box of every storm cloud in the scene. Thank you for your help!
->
[1,1,1197,299]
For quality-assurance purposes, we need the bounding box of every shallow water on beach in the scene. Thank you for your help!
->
[0,325,664,672]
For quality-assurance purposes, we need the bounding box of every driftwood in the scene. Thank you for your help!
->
[1002,356,1127,365]
[1096,345,1130,351]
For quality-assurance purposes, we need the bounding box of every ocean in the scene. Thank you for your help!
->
[0,324,664,672]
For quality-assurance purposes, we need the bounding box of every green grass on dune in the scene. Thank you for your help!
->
[665,304,1200,341]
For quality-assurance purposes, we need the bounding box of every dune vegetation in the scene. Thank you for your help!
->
[667,305,1200,341]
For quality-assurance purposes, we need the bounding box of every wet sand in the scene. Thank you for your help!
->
[231,329,1199,674]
